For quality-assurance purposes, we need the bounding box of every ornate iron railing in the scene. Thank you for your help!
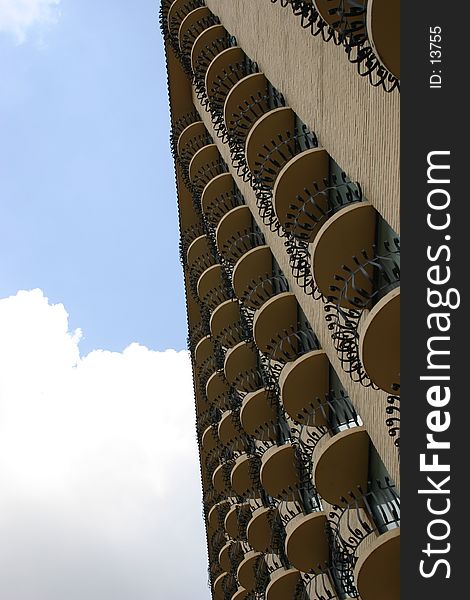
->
[324,239,400,386]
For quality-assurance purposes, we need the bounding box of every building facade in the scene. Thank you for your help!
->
[160,1,400,599]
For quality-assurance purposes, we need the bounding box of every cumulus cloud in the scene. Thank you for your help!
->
[0,0,61,43]
[0,289,209,600]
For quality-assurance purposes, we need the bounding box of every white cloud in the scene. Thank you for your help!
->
[0,289,209,600]
[0,0,61,44]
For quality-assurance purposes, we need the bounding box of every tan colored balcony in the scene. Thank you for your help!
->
[360,287,400,393]
[208,499,230,534]
[213,572,236,600]
[273,148,330,241]
[367,0,400,79]
[354,528,400,600]
[206,370,231,410]
[213,461,234,495]
[224,73,271,143]
[311,203,376,305]
[240,388,277,441]
[216,205,261,264]
[197,263,231,309]
[206,47,246,105]
[219,540,244,574]
[189,144,225,192]
[237,550,266,592]
[225,503,252,540]
[191,24,228,74]
[231,453,261,498]
[233,245,287,309]
[284,511,329,574]
[224,341,263,393]
[202,424,219,454]
[260,443,300,499]
[201,173,242,226]
[210,299,245,349]
[246,506,275,553]
[313,427,369,505]
[231,587,249,600]
[194,334,214,368]
[187,234,213,272]
[246,107,295,185]
[266,568,302,600]
[218,410,245,452]
[254,292,309,362]
[279,350,329,425]
[178,5,212,54]
[177,120,208,160]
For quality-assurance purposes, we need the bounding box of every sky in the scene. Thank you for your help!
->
[0,1,209,598]
[0,0,188,354]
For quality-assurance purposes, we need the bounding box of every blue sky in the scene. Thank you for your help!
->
[0,0,187,355]
[0,3,209,598]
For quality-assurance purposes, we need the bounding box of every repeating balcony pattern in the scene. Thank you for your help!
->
[160,2,400,598]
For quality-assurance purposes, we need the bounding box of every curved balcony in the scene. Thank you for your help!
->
[253,292,317,363]
[273,148,329,239]
[201,173,244,227]
[313,427,369,505]
[219,540,245,574]
[205,47,249,113]
[240,388,277,441]
[360,287,400,393]
[329,479,400,596]
[260,443,300,500]
[218,410,245,452]
[231,453,262,498]
[246,506,275,553]
[202,424,220,455]
[284,511,329,574]
[167,0,203,56]
[367,0,400,80]
[187,234,214,273]
[246,107,317,229]
[206,370,232,411]
[213,572,237,600]
[177,121,212,174]
[225,502,253,541]
[323,237,400,386]
[266,568,303,600]
[208,499,231,535]
[279,350,329,425]
[210,299,247,349]
[224,341,263,393]
[178,6,218,60]
[354,527,400,600]
[231,587,250,600]
[233,245,289,310]
[311,202,377,304]
[224,73,285,147]
[216,205,264,264]
[213,460,235,496]
[189,144,226,193]
[197,264,231,310]
[237,550,267,593]
[191,24,231,87]
[187,235,217,299]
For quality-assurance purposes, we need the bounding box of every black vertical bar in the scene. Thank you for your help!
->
[402,1,467,597]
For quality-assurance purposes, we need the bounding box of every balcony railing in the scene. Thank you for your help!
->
[270,0,399,92]
[324,239,400,387]
[327,478,400,597]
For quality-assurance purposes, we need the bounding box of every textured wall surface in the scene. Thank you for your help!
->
[194,93,400,486]
[206,0,400,234]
